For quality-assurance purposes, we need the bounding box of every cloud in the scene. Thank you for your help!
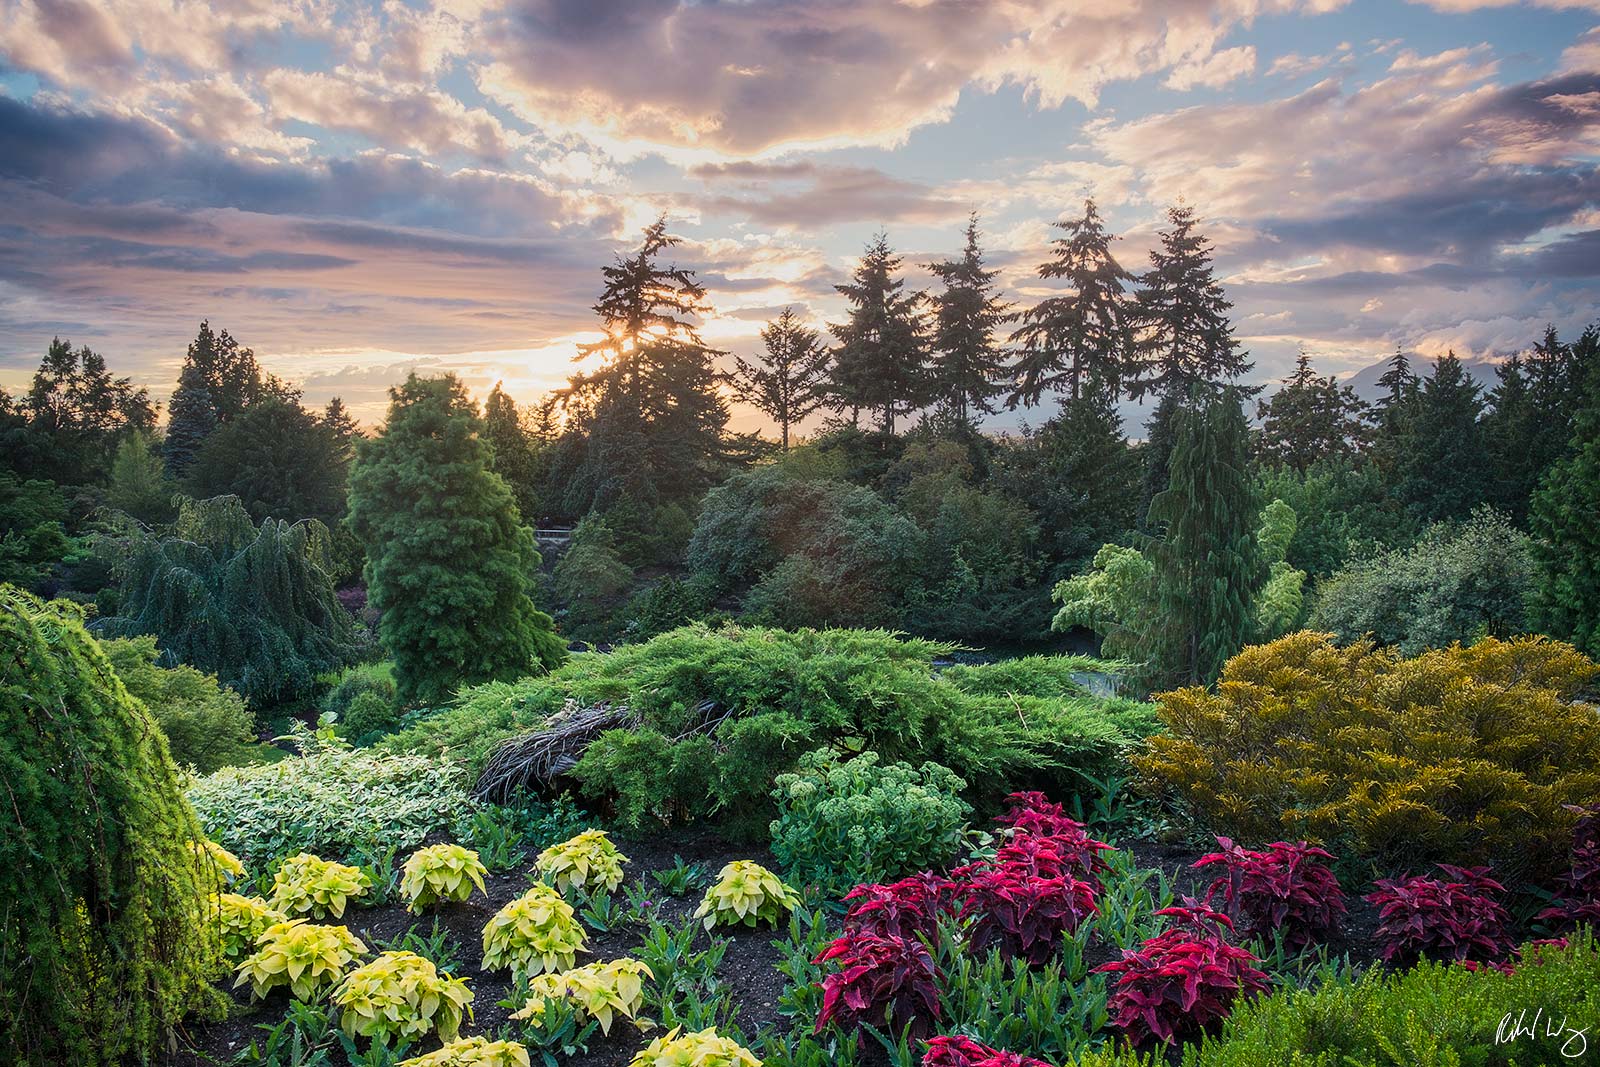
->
[1165,45,1257,90]
[684,160,970,228]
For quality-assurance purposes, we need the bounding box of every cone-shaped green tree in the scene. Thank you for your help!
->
[349,374,565,706]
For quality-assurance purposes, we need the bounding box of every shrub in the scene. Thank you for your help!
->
[400,1037,532,1067]
[1,589,222,1066]
[770,749,971,898]
[1310,508,1535,654]
[1096,920,1269,1047]
[922,1036,1053,1067]
[1541,804,1600,929]
[1167,931,1600,1066]
[103,635,261,773]
[1192,837,1345,952]
[1136,632,1600,875]
[695,860,802,930]
[321,661,398,723]
[535,829,629,895]
[343,689,403,742]
[631,1026,761,1067]
[332,950,474,1043]
[216,893,288,961]
[235,919,367,1000]
[1365,864,1513,968]
[401,844,489,912]
[509,957,652,1035]
[842,873,961,942]
[482,884,588,979]
[814,931,941,1035]
[269,853,373,919]
[994,792,1113,880]
[188,726,473,870]
[389,625,1151,836]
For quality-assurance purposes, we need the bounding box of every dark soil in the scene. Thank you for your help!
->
[162,830,790,1067]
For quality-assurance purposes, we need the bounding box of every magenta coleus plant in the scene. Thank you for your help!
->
[842,872,961,942]
[922,1035,1054,1067]
[1096,923,1270,1047]
[957,858,1098,965]
[1539,804,1600,930]
[994,791,1112,879]
[1192,836,1346,952]
[814,931,941,1035]
[1365,863,1513,967]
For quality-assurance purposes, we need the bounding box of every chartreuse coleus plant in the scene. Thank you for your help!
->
[535,829,630,894]
[510,957,653,1035]
[482,883,589,979]
[399,1036,532,1067]
[694,860,801,931]
[235,919,368,1000]
[332,950,474,1044]
[401,843,490,912]
[630,1026,761,1067]
[215,892,289,961]
[269,852,374,919]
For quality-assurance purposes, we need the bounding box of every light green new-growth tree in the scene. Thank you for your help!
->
[349,374,566,707]
[1254,498,1307,641]
[1051,543,1157,665]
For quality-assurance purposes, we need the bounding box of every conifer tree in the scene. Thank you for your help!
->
[163,321,263,474]
[1395,351,1487,522]
[1366,345,1418,477]
[1009,198,1135,405]
[733,308,830,449]
[829,232,929,435]
[320,397,362,462]
[162,363,216,477]
[925,213,1015,426]
[1146,388,1267,686]
[1255,351,1367,470]
[1486,325,1600,521]
[348,374,565,706]
[106,429,174,524]
[1128,204,1251,399]
[1530,362,1600,658]
[21,338,154,484]
[484,383,540,521]
[184,395,348,525]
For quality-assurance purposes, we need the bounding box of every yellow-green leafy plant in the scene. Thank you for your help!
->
[400,843,489,912]
[332,950,473,1044]
[193,839,246,886]
[693,861,801,930]
[534,829,629,894]
[509,957,652,1035]
[269,853,373,919]
[629,1027,762,1067]
[216,893,288,961]
[234,919,367,1000]
[481,883,588,979]
[399,1036,532,1067]
[1137,632,1600,875]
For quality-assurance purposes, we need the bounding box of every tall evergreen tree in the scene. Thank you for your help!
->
[1530,360,1600,658]
[1395,352,1487,523]
[925,213,1014,425]
[1367,345,1419,478]
[1486,324,1600,522]
[1009,198,1136,406]
[483,384,540,521]
[184,395,348,526]
[20,338,154,484]
[1255,351,1367,470]
[320,397,361,462]
[163,321,263,474]
[732,308,830,449]
[1128,204,1251,400]
[829,232,929,435]
[106,429,174,525]
[348,374,565,706]
[1146,388,1267,687]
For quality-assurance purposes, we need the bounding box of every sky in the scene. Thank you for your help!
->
[1,0,1598,433]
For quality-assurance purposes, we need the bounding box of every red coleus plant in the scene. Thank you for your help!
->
[957,856,1098,965]
[842,873,961,942]
[814,931,941,1035]
[1538,804,1600,930]
[995,792,1112,878]
[1192,836,1346,952]
[1095,923,1269,1047]
[922,1035,1054,1067]
[1365,864,1513,968]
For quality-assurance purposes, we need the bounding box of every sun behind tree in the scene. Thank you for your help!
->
[349,373,566,707]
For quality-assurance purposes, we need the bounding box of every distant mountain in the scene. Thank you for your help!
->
[1341,352,1502,406]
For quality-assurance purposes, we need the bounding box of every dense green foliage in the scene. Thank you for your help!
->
[731,307,831,450]
[318,660,399,742]
[349,373,565,706]
[1138,631,1600,875]
[0,471,71,589]
[925,214,1016,426]
[383,625,1155,834]
[1310,509,1535,654]
[96,495,353,707]
[769,749,971,898]
[0,588,220,1065]
[185,394,349,526]
[1531,359,1600,658]
[829,232,930,435]
[103,634,261,773]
